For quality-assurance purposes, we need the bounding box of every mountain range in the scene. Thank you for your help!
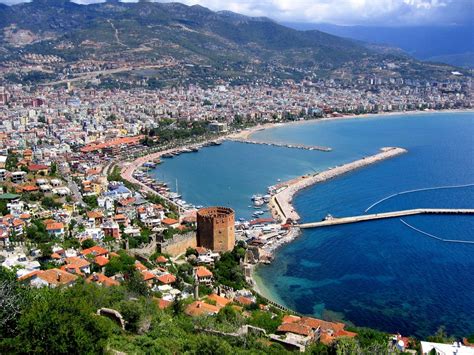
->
[0,0,467,86]
[284,23,474,68]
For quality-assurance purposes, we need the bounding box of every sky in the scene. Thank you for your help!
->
[0,0,472,26]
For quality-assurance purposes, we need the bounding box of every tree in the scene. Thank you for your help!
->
[41,196,62,210]
[248,310,282,333]
[331,336,362,355]
[355,327,388,349]
[119,300,143,333]
[83,195,98,209]
[12,287,115,354]
[105,251,135,277]
[427,326,455,344]
[81,239,96,250]
[0,200,8,215]
[50,162,57,176]
[124,271,150,297]
[0,267,26,337]
[213,251,245,290]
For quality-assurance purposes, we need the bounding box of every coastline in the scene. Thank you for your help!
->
[230,108,474,141]
[120,108,471,201]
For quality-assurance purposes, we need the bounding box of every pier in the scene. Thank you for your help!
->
[228,138,332,152]
[298,209,474,229]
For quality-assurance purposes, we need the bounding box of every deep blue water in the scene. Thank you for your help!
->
[152,112,474,337]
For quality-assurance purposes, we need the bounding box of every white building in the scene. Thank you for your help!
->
[420,341,474,355]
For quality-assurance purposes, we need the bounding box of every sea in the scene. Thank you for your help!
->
[151,112,474,338]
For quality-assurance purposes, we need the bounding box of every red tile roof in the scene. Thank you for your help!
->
[195,266,213,278]
[277,323,313,337]
[81,245,108,257]
[157,273,176,284]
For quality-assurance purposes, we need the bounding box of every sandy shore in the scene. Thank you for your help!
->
[269,147,408,222]
[237,108,474,142]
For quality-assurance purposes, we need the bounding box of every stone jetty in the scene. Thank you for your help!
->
[269,147,408,222]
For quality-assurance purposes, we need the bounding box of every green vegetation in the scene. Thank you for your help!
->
[213,244,246,290]
[148,120,210,144]
[83,195,98,209]
[107,166,140,191]
[427,326,455,344]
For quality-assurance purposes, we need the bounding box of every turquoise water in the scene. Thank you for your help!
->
[152,112,474,337]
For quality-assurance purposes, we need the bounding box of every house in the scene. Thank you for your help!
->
[157,273,176,285]
[21,185,39,193]
[61,256,91,275]
[155,255,168,264]
[194,266,213,285]
[11,171,27,184]
[0,169,6,182]
[206,293,232,308]
[185,301,220,317]
[28,164,49,175]
[113,214,128,226]
[86,273,119,287]
[142,271,157,287]
[19,268,78,288]
[46,222,65,238]
[81,245,109,258]
[101,220,120,239]
[153,297,172,310]
[87,210,104,226]
[94,255,110,270]
[276,315,356,346]
[161,217,180,228]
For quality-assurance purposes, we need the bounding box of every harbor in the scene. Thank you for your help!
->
[267,147,408,222]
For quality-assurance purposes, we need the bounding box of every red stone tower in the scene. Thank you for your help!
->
[197,207,235,252]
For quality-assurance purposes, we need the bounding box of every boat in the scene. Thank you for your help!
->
[191,147,199,152]
[162,153,174,158]
[143,162,156,168]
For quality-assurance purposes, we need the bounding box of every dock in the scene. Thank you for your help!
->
[298,209,474,229]
[228,138,332,152]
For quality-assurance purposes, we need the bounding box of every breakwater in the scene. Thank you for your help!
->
[228,138,332,152]
[298,208,474,228]
[269,147,408,222]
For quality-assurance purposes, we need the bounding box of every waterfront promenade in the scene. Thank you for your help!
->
[299,208,474,228]
[269,147,408,222]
